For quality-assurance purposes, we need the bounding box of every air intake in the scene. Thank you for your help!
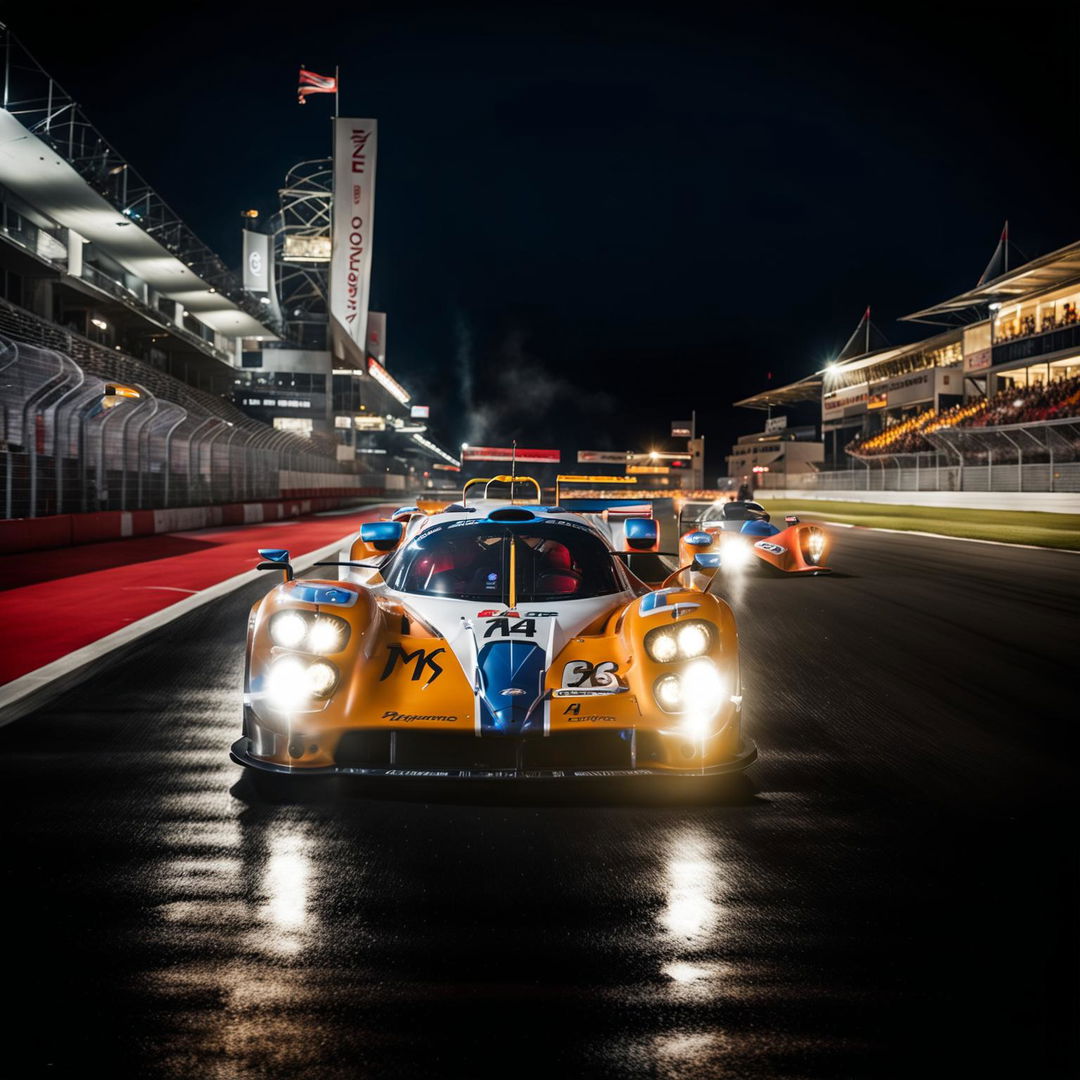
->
[486,507,538,522]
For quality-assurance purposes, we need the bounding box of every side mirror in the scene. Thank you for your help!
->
[682,530,713,548]
[624,517,659,551]
[785,515,800,526]
[359,520,405,552]
[257,547,293,581]
[692,553,722,571]
[761,512,771,523]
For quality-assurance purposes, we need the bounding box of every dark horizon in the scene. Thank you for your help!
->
[16,2,1080,470]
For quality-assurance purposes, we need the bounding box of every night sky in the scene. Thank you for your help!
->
[16,3,1080,467]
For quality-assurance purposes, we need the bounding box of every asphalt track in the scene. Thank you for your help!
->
[0,525,1076,1078]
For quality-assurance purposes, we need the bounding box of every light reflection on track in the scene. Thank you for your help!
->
[0,524,1076,1077]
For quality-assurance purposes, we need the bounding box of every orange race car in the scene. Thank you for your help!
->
[677,499,832,575]
[231,476,757,781]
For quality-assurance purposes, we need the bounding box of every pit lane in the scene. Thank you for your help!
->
[0,526,1075,1077]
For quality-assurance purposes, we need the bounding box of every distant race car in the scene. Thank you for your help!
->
[231,475,757,780]
[677,500,831,575]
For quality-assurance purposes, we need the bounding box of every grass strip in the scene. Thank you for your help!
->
[763,500,1080,551]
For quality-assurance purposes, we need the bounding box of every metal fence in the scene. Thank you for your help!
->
[0,322,371,519]
[757,419,1080,494]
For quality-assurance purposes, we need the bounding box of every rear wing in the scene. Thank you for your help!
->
[462,474,542,505]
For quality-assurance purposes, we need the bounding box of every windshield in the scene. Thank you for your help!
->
[384,520,623,602]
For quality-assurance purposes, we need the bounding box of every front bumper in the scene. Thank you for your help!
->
[230,734,757,780]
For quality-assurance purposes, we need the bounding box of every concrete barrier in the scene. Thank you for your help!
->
[0,491,384,556]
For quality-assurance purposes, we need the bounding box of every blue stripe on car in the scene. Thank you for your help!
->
[476,641,547,735]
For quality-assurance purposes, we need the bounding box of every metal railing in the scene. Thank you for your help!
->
[0,23,283,338]
[0,317,375,518]
[757,419,1080,494]
[1,191,236,366]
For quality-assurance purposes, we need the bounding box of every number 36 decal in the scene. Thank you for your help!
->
[561,660,620,689]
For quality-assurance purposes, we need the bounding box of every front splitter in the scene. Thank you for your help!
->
[230,736,757,780]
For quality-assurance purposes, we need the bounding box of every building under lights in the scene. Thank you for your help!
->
[0,26,458,484]
[231,139,458,474]
[734,237,1080,469]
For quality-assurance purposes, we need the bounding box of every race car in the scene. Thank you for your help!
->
[231,476,757,780]
[676,499,831,575]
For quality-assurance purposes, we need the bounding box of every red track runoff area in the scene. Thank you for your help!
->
[0,508,388,686]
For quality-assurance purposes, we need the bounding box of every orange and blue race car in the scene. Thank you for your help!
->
[231,476,757,780]
[677,499,831,575]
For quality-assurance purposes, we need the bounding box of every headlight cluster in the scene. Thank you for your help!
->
[653,659,729,717]
[804,527,826,565]
[721,540,753,569]
[645,620,714,663]
[266,656,338,708]
[269,610,350,654]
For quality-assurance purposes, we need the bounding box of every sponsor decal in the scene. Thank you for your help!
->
[639,591,701,618]
[381,710,457,723]
[563,703,618,722]
[754,541,785,555]
[477,610,557,618]
[561,659,620,689]
[483,617,538,639]
[639,589,680,614]
[551,687,627,698]
[379,643,445,686]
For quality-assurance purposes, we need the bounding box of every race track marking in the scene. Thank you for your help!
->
[818,520,1080,554]
[0,532,357,727]
[121,586,200,594]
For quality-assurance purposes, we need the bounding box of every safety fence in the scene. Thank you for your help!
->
[758,418,1080,494]
[0,314,378,518]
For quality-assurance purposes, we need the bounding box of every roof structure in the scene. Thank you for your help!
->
[0,25,278,340]
[733,372,825,411]
[904,238,1080,326]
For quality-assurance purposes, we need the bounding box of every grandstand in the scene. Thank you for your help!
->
[731,233,1080,492]
[0,24,458,521]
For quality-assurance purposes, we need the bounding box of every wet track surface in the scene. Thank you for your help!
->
[1,526,1077,1077]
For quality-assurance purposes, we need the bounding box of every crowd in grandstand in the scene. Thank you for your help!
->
[846,372,1080,456]
[995,301,1077,341]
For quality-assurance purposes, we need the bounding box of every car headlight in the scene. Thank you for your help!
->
[805,527,826,565]
[266,656,310,708]
[265,656,339,709]
[306,660,337,696]
[308,616,349,654]
[721,541,753,569]
[655,674,683,710]
[648,630,679,663]
[681,659,727,716]
[653,659,728,718]
[269,611,350,654]
[270,611,308,649]
[645,620,714,663]
[676,622,710,658]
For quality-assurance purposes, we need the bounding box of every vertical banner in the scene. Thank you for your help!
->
[242,230,270,293]
[331,118,378,358]
[366,311,387,367]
